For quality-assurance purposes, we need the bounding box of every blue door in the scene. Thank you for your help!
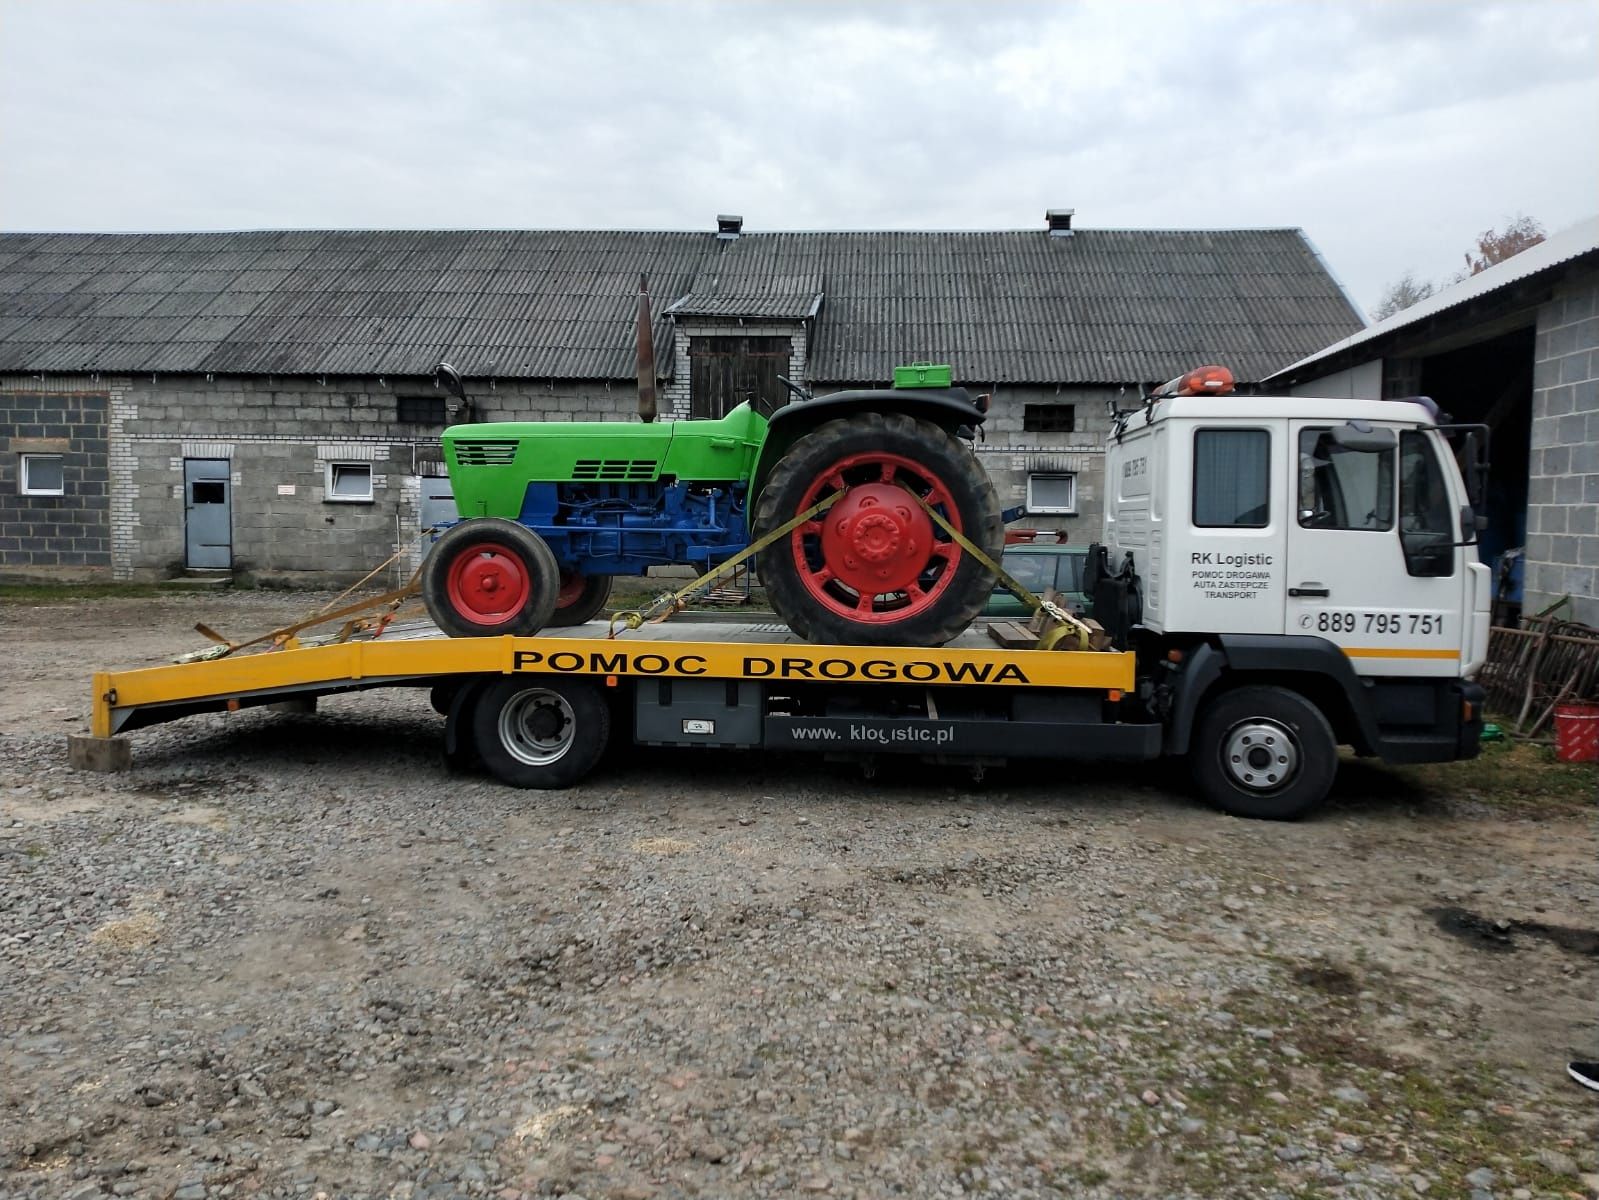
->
[183,459,232,569]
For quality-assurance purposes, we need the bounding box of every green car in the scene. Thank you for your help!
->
[984,543,1091,617]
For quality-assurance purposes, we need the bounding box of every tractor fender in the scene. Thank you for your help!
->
[752,387,987,498]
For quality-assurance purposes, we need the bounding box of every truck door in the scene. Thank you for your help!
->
[1285,422,1466,678]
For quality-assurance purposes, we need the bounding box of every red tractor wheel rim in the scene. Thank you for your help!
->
[791,451,963,624]
[445,541,532,625]
[555,571,586,608]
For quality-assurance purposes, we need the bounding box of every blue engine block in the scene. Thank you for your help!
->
[510,480,753,576]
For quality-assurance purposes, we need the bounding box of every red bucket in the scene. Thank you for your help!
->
[1554,702,1599,764]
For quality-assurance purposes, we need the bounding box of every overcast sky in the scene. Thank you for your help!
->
[2,0,1595,316]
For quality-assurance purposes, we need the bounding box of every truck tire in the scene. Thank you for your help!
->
[471,677,609,788]
[1190,685,1338,820]
[548,572,614,627]
[754,412,1002,646]
[422,518,560,638]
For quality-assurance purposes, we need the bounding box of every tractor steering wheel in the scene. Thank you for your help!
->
[777,375,812,402]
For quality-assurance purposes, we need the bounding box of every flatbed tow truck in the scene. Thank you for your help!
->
[75,367,1492,820]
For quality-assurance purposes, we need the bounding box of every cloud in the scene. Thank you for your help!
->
[1,0,1595,312]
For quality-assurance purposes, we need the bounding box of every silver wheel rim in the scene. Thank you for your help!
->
[1221,719,1299,792]
[498,689,576,766]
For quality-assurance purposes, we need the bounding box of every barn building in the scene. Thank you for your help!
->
[1266,216,1599,627]
[0,215,1362,583]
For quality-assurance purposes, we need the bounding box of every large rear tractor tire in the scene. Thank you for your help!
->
[754,412,1002,646]
[422,518,560,638]
[548,571,614,627]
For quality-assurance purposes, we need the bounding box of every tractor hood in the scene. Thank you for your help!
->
[443,403,768,519]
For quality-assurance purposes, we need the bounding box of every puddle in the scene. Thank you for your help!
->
[1426,905,1599,957]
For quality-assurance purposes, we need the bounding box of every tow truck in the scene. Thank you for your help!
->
[75,366,1489,820]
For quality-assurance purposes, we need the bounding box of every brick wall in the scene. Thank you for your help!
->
[0,388,110,575]
[1525,270,1599,626]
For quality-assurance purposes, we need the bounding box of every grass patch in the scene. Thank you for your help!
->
[1392,738,1595,811]
[0,582,177,604]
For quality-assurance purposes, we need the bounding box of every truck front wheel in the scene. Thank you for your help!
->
[1190,685,1337,820]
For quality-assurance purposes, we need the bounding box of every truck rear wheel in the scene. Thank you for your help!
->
[548,571,614,627]
[1190,685,1337,820]
[754,412,1002,646]
[422,518,560,638]
[471,677,609,788]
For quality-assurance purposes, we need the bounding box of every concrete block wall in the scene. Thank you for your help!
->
[1525,270,1599,627]
[977,386,1116,540]
[0,385,110,575]
[3,369,1127,580]
[4,372,635,582]
[808,382,1116,543]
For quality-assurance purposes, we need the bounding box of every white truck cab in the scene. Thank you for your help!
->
[1090,366,1491,816]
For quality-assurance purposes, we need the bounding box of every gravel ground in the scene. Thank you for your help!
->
[2,590,1597,1200]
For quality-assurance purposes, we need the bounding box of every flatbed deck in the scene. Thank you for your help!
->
[90,620,1136,740]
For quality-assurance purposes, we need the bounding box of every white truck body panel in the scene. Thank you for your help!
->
[1105,395,1488,680]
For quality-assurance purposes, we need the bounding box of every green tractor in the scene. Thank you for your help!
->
[422,286,1002,647]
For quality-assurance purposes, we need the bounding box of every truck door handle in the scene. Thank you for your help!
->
[1290,586,1330,598]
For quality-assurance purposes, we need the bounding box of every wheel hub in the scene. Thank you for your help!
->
[499,690,575,766]
[446,542,531,623]
[823,482,934,593]
[1222,720,1299,792]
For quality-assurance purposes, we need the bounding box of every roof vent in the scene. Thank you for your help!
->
[1046,208,1075,237]
[716,214,743,240]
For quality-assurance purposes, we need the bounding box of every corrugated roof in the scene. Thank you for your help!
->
[1267,214,1599,381]
[0,226,1361,383]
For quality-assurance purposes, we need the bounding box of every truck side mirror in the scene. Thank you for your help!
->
[1329,421,1396,453]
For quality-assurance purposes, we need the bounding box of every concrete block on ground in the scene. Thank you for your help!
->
[67,734,131,772]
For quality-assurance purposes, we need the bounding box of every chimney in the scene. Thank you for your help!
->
[1046,208,1075,237]
[716,214,743,240]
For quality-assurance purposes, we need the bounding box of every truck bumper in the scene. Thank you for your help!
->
[1372,680,1486,764]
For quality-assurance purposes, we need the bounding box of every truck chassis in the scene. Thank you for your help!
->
[79,618,1483,821]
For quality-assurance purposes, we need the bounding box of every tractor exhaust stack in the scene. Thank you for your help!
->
[636,274,658,423]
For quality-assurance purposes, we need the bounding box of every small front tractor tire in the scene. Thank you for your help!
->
[1189,685,1338,820]
[422,518,560,638]
[549,572,614,627]
[754,412,1002,646]
[471,677,610,788]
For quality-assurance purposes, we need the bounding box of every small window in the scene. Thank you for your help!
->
[397,395,447,425]
[1298,428,1394,530]
[191,480,226,504]
[326,462,374,502]
[20,453,65,495]
[1027,473,1076,514]
[1193,428,1270,528]
[1399,431,1456,578]
[1023,404,1076,434]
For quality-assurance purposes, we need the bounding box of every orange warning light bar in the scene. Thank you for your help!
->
[1153,364,1236,399]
